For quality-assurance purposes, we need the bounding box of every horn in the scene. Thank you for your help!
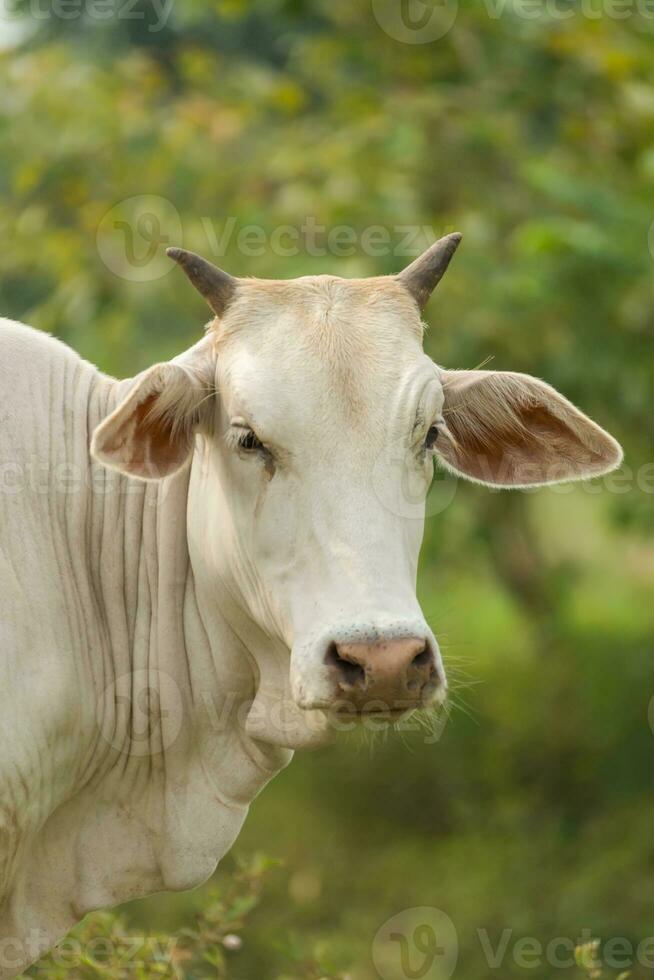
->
[397,232,462,311]
[167,248,237,317]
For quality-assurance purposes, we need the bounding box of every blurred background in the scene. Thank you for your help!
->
[1,1,653,977]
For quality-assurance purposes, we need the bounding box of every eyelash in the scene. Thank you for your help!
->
[238,429,264,453]
[226,426,268,457]
[424,425,439,449]
[230,423,439,457]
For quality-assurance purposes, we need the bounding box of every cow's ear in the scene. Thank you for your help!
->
[437,369,622,487]
[91,344,214,481]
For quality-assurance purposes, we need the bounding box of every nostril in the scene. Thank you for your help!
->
[408,642,443,697]
[325,642,366,690]
[411,645,431,669]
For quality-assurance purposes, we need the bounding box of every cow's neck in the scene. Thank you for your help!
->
[0,334,292,975]
[39,374,291,913]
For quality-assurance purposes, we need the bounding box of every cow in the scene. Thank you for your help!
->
[0,234,622,975]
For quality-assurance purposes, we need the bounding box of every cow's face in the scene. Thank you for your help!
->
[198,275,446,724]
[92,238,622,747]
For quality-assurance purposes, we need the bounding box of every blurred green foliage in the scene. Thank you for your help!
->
[1,1,654,978]
[19,860,634,979]
[22,855,350,979]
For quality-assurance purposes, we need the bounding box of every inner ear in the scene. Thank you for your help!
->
[112,388,196,479]
[92,357,214,481]
[438,369,623,487]
[443,402,593,484]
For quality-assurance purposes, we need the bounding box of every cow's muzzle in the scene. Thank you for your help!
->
[291,621,446,715]
[324,635,442,714]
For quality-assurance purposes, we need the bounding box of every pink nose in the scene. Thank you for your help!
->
[325,636,439,712]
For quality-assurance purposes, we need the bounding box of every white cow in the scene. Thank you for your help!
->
[0,235,621,974]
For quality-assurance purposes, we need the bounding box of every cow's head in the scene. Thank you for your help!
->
[91,236,622,747]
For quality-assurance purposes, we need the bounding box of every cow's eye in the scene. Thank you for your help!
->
[425,425,440,450]
[238,429,264,453]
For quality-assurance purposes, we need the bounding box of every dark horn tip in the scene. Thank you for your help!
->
[166,247,185,261]
[397,230,464,311]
